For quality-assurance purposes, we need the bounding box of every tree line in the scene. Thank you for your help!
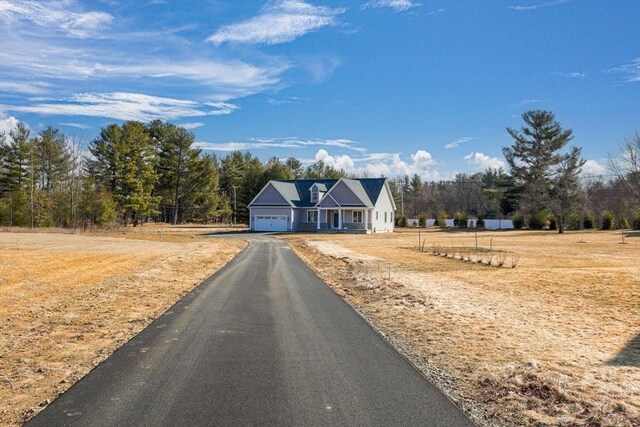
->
[0,110,638,231]
[392,111,640,233]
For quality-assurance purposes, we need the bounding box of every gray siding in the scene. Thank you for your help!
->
[330,181,367,206]
[252,184,290,206]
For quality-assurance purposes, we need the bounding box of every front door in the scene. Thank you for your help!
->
[332,211,339,228]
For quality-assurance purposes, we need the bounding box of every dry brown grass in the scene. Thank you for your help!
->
[0,228,245,426]
[281,228,640,427]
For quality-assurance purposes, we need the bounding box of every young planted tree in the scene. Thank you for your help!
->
[608,131,640,208]
[503,110,584,230]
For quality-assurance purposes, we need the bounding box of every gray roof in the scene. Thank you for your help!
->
[341,179,374,207]
[311,183,327,191]
[270,181,300,203]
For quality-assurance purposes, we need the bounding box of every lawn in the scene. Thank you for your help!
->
[0,227,245,426]
[282,228,640,427]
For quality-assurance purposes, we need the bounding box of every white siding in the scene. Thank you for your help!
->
[371,184,394,233]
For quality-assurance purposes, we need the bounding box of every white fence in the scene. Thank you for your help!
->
[405,218,515,229]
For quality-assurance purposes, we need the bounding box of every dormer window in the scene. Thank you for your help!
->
[309,183,326,204]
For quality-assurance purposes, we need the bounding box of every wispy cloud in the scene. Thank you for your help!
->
[60,122,91,129]
[195,137,366,153]
[444,136,480,149]
[4,92,231,122]
[558,72,586,79]
[605,58,640,82]
[361,0,422,12]
[509,0,567,11]
[0,80,51,95]
[0,0,113,38]
[207,0,344,46]
[266,96,312,105]
[179,122,205,130]
[464,152,505,170]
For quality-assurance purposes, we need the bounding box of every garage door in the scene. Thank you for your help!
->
[254,215,288,232]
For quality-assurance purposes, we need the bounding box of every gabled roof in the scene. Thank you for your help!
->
[310,183,327,191]
[249,178,389,208]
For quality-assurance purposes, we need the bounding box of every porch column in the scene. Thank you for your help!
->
[317,208,321,230]
[338,208,343,229]
[290,208,294,230]
[365,209,369,230]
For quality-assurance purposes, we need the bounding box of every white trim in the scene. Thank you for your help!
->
[352,210,364,223]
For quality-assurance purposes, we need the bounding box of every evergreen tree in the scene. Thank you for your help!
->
[88,121,160,225]
[150,121,202,224]
[503,110,575,224]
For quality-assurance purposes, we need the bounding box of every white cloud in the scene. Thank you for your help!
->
[0,0,112,38]
[195,137,366,153]
[464,152,505,170]
[179,122,205,130]
[605,58,640,83]
[207,0,344,46]
[444,136,480,149]
[362,0,422,12]
[310,149,439,179]
[581,159,607,176]
[559,72,586,79]
[4,92,225,122]
[0,80,51,95]
[509,0,567,11]
[60,122,91,129]
[0,116,19,136]
[315,148,356,171]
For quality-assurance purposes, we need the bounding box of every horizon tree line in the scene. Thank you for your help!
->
[0,110,638,231]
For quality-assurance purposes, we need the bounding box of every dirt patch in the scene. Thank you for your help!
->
[282,229,640,427]
[0,230,245,426]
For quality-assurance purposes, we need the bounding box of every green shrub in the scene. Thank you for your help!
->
[418,212,428,227]
[602,210,615,230]
[583,214,595,229]
[395,214,408,227]
[437,210,448,228]
[633,211,640,230]
[619,217,630,229]
[453,211,468,228]
[512,214,524,229]
[529,212,547,230]
[569,213,581,230]
[476,216,485,229]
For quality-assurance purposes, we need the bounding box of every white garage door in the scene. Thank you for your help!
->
[254,215,288,232]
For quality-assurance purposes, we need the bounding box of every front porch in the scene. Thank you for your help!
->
[314,208,372,233]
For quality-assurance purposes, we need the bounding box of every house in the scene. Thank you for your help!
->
[248,178,396,233]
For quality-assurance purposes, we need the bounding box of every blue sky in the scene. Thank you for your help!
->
[0,0,638,179]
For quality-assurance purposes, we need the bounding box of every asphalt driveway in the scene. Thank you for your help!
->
[27,234,474,427]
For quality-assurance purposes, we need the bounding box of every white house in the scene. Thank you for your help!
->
[248,178,396,233]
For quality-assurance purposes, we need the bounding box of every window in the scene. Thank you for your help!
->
[376,211,379,220]
[384,212,387,223]
[311,191,318,203]
[353,210,363,223]
[391,212,394,223]
[307,210,318,222]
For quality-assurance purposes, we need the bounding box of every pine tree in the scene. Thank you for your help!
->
[88,121,160,225]
[503,110,576,225]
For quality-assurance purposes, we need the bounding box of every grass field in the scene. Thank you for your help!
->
[282,228,640,427]
[0,226,245,426]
